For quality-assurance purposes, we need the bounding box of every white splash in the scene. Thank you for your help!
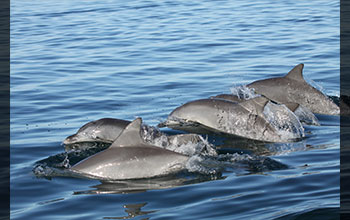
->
[263,102,305,140]
[293,105,320,126]
[165,135,217,157]
[141,124,217,157]
[230,85,260,100]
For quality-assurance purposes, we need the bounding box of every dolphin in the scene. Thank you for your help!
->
[64,118,210,152]
[210,94,320,126]
[247,64,339,115]
[63,118,130,145]
[159,96,304,142]
[70,118,189,180]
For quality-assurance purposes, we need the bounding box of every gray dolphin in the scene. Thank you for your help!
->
[159,97,304,142]
[210,94,320,126]
[247,64,339,115]
[70,118,189,180]
[63,118,130,145]
[63,118,209,152]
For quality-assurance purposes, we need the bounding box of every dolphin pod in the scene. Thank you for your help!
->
[61,63,338,180]
[158,64,336,141]
[70,118,189,180]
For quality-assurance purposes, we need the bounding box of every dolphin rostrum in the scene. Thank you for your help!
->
[63,118,130,145]
[210,94,320,126]
[70,118,189,180]
[159,97,304,142]
[247,64,339,115]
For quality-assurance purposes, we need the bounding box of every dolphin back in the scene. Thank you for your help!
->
[71,145,189,180]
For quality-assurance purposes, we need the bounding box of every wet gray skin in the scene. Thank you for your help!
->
[70,118,189,180]
[63,118,130,145]
[210,94,242,103]
[210,94,320,126]
[159,97,303,142]
[64,118,207,152]
[247,63,339,115]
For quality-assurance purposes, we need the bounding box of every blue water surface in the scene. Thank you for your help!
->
[11,0,339,219]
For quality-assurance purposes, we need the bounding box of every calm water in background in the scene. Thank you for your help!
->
[10,0,340,219]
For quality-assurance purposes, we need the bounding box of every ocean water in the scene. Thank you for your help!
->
[10,0,340,219]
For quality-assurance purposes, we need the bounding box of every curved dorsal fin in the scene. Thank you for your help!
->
[110,117,144,148]
[285,63,305,81]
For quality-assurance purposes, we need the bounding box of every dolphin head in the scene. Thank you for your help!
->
[63,118,131,145]
[63,134,81,145]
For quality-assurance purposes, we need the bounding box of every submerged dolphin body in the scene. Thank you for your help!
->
[247,64,339,115]
[159,97,304,142]
[63,118,130,145]
[210,94,320,126]
[70,118,189,180]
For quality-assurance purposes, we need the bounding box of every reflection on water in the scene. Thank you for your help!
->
[209,134,309,156]
[73,174,224,195]
[103,203,157,220]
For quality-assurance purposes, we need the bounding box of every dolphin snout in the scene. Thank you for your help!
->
[63,134,77,145]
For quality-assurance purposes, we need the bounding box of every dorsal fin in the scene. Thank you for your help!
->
[110,117,145,148]
[239,96,270,114]
[285,63,305,81]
